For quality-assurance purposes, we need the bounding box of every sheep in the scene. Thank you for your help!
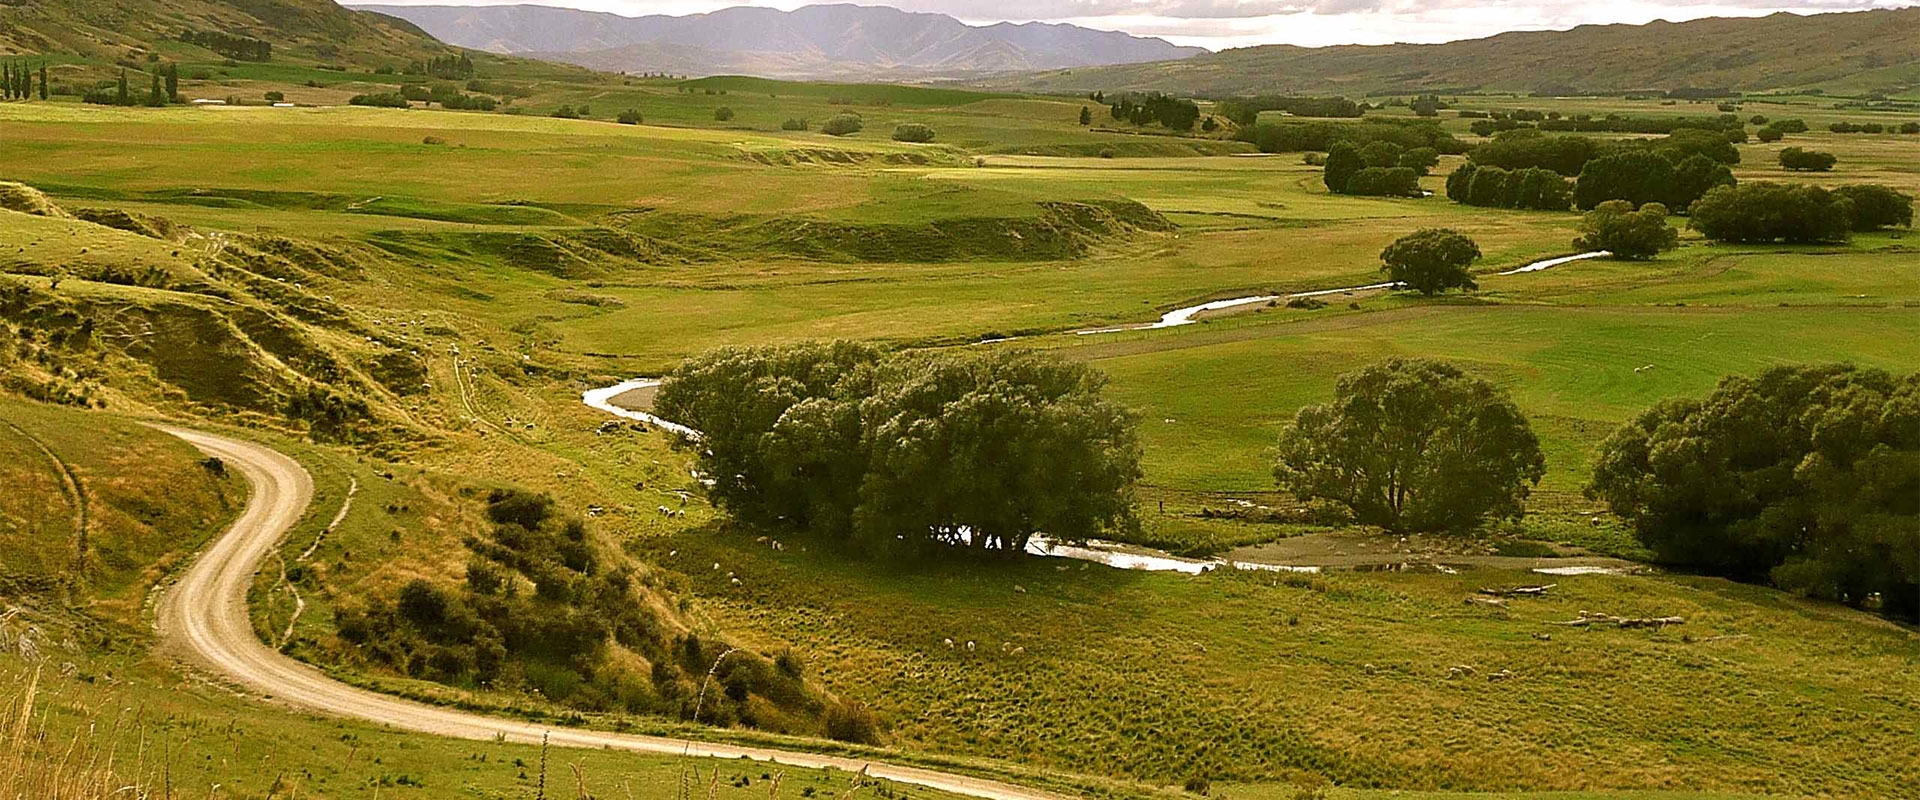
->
[1634,364,1655,373]
[943,638,955,649]
[964,640,976,652]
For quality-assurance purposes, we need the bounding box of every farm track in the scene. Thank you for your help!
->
[152,425,1074,800]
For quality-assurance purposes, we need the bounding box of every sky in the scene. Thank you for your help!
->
[361,0,1918,49]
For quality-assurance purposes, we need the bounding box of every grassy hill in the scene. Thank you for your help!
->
[1003,9,1920,97]
[0,0,454,68]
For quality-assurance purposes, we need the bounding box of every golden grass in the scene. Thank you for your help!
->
[1,669,151,800]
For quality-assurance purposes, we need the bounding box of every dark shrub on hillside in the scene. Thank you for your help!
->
[1589,365,1918,622]
[891,123,935,143]
[1778,147,1837,172]
[617,108,642,125]
[1832,185,1914,231]
[713,106,734,121]
[824,700,882,744]
[781,118,809,131]
[821,113,863,136]
[1688,183,1853,243]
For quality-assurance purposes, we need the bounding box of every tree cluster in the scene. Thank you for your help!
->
[178,29,271,61]
[411,54,475,81]
[1588,365,1918,621]
[1274,358,1546,534]
[1323,141,1429,197]
[1242,118,1467,156]
[2,60,46,101]
[348,92,410,109]
[1573,149,1734,211]
[1536,113,1744,135]
[1688,183,1860,243]
[1444,163,1574,211]
[1108,93,1201,131]
[1215,96,1365,125]
[1778,147,1837,172]
[653,343,1142,558]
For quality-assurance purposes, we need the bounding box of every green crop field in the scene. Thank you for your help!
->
[2,64,1917,800]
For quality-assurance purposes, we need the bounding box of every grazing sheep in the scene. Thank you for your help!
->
[965,640,976,652]
[943,638,955,649]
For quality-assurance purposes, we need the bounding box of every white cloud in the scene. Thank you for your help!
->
[358,0,1920,48]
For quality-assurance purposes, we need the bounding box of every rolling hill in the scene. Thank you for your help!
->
[0,0,452,67]
[351,3,1206,79]
[999,9,1920,97]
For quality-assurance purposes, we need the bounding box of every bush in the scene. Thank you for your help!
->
[1588,365,1918,621]
[1573,201,1679,260]
[1755,126,1784,143]
[891,123,936,143]
[821,113,863,137]
[1689,183,1853,244]
[1379,228,1480,295]
[616,108,642,125]
[550,105,580,119]
[1832,185,1914,231]
[824,700,882,744]
[780,118,809,131]
[1778,147,1837,172]
[264,90,284,102]
[713,106,734,122]
[1275,358,1546,533]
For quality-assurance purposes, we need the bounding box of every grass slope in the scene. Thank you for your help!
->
[1004,9,1920,97]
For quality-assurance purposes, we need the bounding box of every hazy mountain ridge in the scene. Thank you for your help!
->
[996,9,1920,97]
[0,0,449,66]
[351,3,1206,79]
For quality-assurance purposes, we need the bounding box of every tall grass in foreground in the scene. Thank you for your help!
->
[2,669,151,800]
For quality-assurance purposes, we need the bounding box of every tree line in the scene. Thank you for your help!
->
[83,65,181,107]
[654,343,1142,558]
[178,29,271,62]
[411,54,476,81]
[1239,118,1468,156]
[1,60,47,101]
[1323,140,1438,197]
[1215,95,1366,125]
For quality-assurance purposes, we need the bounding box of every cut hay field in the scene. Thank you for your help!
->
[2,83,1918,800]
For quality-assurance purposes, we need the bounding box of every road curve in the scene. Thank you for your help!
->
[154,425,1072,800]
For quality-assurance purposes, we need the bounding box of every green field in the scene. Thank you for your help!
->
[2,75,1918,800]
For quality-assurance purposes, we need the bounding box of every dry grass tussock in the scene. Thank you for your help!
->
[1,668,153,800]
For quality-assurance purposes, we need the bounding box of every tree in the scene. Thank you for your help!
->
[1322,142,1365,194]
[1689,183,1853,244]
[713,106,734,122]
[1344,167,1421,197]
[164,62,179,102]
[1274,358,1546,533]
[1358,140,1404,168]
[822,113,863,137]
[264,90,284,102]
[1573,201,1679,260]
[617,108,643,125]
[1587,365,1917,621]
[38,62,48,101]
[891,123,936,143]
[116,68,129,106]
[1380,228,1480,295]
[1667,154,1736,210]
[1832,185,1913,231]
[146,71,166,107]
[1779,147,1837,172]
[1574,149,1671,210]
[1466,164,1513,208]
[1756,126,1784,143]
[1079,106,1092,126]
[1397,147,1439,176]
[1508,167,1574,211]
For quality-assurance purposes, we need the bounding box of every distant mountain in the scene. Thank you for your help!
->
[350,3,1207,79]
[0,0,449,67]
[997,9,1920,97]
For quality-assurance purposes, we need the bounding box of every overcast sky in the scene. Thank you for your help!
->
[361,1,1917,49]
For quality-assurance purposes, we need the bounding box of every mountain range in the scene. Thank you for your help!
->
[998,8,1920,97]
[350,3,1207,79]
[0,0,447,66]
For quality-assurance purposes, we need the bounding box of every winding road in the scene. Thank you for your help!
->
[154,425,1069,800]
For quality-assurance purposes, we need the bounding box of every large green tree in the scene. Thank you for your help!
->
[1688,182,1853,244]
[1274,359,1546,533]
[1323,142,1366,194]
[1380,228,1481,295]
[1832,185,1913,231]
[1588,365,1918,621]
[1573,201,1680,260]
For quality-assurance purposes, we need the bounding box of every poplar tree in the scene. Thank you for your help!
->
[117,68,129,105]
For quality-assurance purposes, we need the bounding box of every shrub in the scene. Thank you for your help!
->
[891,123,936,143]
[1275,358,1546,533]
[616,108,642,125]
[264,90,284,102]
[824,700,882,744]
[1379,228,1481,295]
[1755,126,1784,143]
[348,93,409,109]
[1689,183,1853,244]
[821,113,863,136]
[550,105,580,119]
[780,118,809,131]
[713,106,734,122]
[1778,147,1837,172]
[1574,201,1679,260]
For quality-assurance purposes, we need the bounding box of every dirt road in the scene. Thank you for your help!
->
[154,426,1072,800]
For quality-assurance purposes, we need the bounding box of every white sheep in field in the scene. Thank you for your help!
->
[965,640,976,653]
[943,638,955,649]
